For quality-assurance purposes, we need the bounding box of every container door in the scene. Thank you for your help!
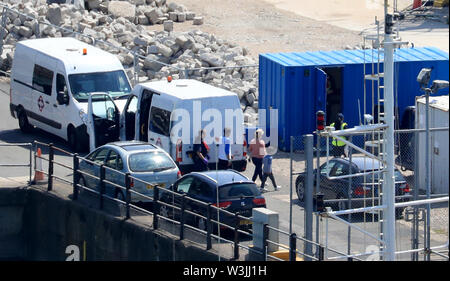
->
[315,67,327,113]
[87,93,120,152]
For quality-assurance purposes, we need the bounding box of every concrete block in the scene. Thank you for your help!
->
[252,208,279,253]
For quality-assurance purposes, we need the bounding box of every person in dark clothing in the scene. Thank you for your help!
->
[260,154,281,192]
[193,129,210,172]
[330,113,348,157]
[249,128,266,183]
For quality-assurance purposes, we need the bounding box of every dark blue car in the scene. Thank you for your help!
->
[160,170,266,231]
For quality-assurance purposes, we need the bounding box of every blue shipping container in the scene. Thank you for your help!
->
[258,47,449,151]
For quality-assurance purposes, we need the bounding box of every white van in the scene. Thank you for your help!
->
[9,37,132,151]
[114,79,248,174]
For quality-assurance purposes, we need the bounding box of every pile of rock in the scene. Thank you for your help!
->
[0,0,259,124]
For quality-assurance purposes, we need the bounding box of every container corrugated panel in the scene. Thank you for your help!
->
[259,47,449,151]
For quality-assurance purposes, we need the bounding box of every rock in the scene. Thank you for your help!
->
[86,0,101,10]
[148,45,159,54]
[168,12,177,21]
[163,20,173,32]
[18,26,33,38]
[137,15,149,25]
[145,8,163,24]
[193,16,203,25]
[186,12,195,21]
[143,54,163,71]
[47,4,62,25]
[123,53,135,65]
[157,43,173,58]
[108,1,136,21]
[175,35,188,47]
[177,12,186,22]
[199,53,224,67]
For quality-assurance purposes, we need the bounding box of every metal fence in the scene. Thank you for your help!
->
[0,142,33,184]
[0,3,258,84]
[289,127,449,261]
[29,140,322,261]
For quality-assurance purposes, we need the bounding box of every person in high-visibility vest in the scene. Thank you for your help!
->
[330,113,348,157]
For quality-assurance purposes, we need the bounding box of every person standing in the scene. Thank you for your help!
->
[193,129,210,172]
[218,127,232,170]
[249,128,266,183]
[330,113,348,157]
[260,154,281,192]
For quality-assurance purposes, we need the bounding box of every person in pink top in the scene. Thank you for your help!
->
[249,128,266,183]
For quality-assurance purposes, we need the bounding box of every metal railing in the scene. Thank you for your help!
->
[0,142,33,184]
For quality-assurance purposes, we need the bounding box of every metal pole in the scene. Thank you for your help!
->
[347,136,353,258]
[73,153,79,201]
[289,136,293,235]
[382,8,397,260]
[315,135,321,257]
[48,143,54,192]
[304,134,314,261]
[424,91,431,261]
[412,130,419,261]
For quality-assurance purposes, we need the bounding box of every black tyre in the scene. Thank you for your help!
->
[68,127,83,152]
[115,189,125,202]
[18,109,32,133]
[76,176,87,197]
[295,177,305,202]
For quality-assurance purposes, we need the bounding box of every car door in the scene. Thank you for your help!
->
[86,93,120,152]
[167,175,195,218]
[53,73,70,137]
[104,148,125,197]
[319,160,337,200]
[120,94,138,141]
[329,161,350,199]
[82,147,110,190]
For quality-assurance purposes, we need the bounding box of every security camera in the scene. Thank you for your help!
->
[430,80,449,93]
[417,68,432,87]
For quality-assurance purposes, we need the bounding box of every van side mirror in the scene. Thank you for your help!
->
[57,90,69,105]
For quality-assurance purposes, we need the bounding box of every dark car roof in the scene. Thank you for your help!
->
[331,157,383,171]
[108,141,158,152]
[191,170,253,186]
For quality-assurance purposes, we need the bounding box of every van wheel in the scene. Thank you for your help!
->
[68,127,82,152]
[18,110,32,133]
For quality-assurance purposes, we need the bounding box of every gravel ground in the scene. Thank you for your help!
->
[146,0,363,59]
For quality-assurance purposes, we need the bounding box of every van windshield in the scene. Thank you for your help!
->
[68,70,131,102]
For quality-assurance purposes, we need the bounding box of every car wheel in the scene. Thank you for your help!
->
[196,216,207,231]
[296,179,305,202]
[160,204,170,218]
[68,127,81,152]
[18,110,32,133]
[115,189,125,202]
[336,194,348,211]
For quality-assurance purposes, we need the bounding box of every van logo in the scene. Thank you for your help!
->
[37,96,44,112]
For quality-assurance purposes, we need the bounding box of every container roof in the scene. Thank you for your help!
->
[416,95,449,112]
[261,47,449,67]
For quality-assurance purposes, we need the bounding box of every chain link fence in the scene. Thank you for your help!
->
[290,127,449,260]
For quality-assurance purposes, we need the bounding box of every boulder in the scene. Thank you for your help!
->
[46,4,62,25]
[193,16,203,25]
[108,1,136,21]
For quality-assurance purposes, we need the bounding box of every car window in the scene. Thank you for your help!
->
[92,148,109,164]
[128,151,175,172]
[32,64,53,96]
[56,73,67,94]
[176,177,194,193]
[149,106,171,136]
[330,162,349,177]
[219,183,260,199]
[126,95,138,114]
[105,150,123,170]
[188,180,213,198]
[320,161,336,175]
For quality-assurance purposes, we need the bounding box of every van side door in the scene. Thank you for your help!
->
[138,89,156,141]
[147,95,172,153]
[120,94,138,141]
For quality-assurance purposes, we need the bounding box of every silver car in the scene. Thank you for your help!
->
[78,141,180,203]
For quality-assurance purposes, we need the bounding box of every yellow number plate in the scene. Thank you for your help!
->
[147,183,165,189]
[239,219,252,225]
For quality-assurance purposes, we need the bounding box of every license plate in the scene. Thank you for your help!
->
[239,219,252,225]
[147,183,165,189]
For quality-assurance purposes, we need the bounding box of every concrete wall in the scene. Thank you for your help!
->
[0,187,226,261]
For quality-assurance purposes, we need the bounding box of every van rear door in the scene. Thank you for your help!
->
[86,93,120,152]
[147,96,172,153]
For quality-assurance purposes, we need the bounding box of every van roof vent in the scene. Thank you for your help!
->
[176,84,188,87]
[66,48,79,52]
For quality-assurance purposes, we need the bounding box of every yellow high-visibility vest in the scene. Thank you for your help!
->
[330,122,348,147]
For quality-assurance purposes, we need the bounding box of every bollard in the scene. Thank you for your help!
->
[153,186,160,229]
[125,173,131,220]
[206,203,212,250]
[289,233,297,261]
[73,153,79,200]
[99,164,105,210]
[48,143,54,191]
[263,224,269,261]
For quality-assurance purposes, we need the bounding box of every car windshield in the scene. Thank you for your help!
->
[219,183,260,199]
[68,70,131,102]
[128,151,176,173]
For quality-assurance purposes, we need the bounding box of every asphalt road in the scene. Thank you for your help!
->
[0,77,444,260]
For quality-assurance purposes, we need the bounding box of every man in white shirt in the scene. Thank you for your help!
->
[218,127,232,170]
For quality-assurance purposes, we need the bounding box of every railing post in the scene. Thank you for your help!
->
[48,143,54,191]
[206,203,212,250]
[73,153,79,200]
[125,173,131,219]
[28,142,32,185]
[318,245,325,261]
[99,164,105,210]
[180,194,186,240]
[263,223,269,261]
[153,186,160,229]
[289,233,297,261]
[234,212,240,260]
